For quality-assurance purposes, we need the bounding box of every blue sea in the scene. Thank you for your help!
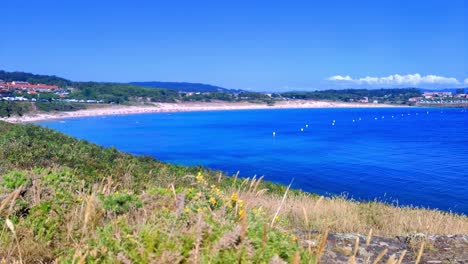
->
[38,108,468,214]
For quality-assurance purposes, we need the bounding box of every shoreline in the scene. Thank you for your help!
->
[1,100,407,123]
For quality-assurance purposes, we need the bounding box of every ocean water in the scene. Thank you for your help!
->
[38,108,468,214]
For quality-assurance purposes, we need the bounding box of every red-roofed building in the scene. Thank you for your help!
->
[6,81,60,92]
[409,97,422,102]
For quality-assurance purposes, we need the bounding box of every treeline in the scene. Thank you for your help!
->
[36,102,87,112]
[281,88,422,104]
[0,101,31,117]
[180,91,274,104]
[71,82,180,103]
[0,101,86,117]
[0,70,73,88]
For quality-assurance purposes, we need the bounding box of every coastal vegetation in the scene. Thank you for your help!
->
[0,102,30,117]
[281,89,422,105]
[35,102,87,112]
[0,121,467,263]
[0,101,87,118]
[70,82,180,104]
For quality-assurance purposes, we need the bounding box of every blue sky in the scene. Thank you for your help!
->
[1,0,466,91]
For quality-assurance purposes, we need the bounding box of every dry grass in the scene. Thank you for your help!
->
[414,242,425,264]
[238,189,468,236]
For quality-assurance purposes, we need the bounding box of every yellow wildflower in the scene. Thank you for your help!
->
[209,197,217,205]
[210,185,221,195]
[230,192,238,202]
[196,171,207,185]
[239,209,245,218]
[291,235,297,242]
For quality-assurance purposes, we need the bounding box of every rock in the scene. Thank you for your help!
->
[302,239,317,247]
[379,241,389,247]
[298,231,468,264]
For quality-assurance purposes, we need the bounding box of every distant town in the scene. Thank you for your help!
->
[409,91,468,105]
[0,80,103,103]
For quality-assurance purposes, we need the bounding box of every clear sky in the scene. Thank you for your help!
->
[1,0,466,91]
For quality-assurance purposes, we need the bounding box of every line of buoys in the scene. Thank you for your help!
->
[271,110,451,136]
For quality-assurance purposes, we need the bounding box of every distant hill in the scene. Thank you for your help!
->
[129,81,243,93]
[0,70,73,88]
[0,71,242,93]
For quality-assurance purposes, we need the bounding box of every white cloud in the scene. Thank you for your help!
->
[327,73,461,86]
[464,78,468,85]
[328,75,352,81]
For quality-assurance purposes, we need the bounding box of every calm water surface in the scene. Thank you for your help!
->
[39,108,468,214]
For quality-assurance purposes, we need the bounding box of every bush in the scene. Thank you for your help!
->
[101,192,142,214]
[0,170,30,189]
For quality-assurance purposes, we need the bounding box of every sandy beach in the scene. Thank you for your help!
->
[1,100,406,123]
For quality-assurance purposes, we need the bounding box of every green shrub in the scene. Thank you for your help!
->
[101,192,142,214]
[1,170,30,189]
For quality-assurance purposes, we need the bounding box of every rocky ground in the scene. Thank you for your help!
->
[299,232,467,263]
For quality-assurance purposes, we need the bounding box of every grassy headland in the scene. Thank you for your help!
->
[0,121,466,263]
